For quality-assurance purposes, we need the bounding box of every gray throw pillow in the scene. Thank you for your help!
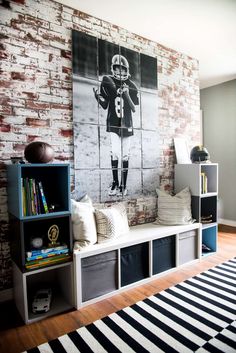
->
[154,187,194,225]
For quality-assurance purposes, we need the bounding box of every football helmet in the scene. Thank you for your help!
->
[111,54,130,81]
[190,145,210,163]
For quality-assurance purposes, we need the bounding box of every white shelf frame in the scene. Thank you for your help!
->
[13,261,74,324]
[175,163,218,258]
[74,222,201,309]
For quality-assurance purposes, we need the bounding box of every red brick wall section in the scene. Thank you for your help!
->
[0,0,200,291]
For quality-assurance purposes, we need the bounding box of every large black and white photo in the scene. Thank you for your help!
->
[72,30,159,202]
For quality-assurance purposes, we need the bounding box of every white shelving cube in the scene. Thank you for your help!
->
[175,163,218,257]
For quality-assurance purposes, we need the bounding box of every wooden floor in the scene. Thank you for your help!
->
[0,225,235,353]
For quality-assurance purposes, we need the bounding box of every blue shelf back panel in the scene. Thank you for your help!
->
[202,225,217,252]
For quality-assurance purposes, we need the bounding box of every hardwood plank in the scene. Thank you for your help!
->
[218,224,236,233]
[0,230,235,353]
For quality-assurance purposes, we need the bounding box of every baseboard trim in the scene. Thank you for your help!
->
[219,218,236,228]
[0,288,13,302]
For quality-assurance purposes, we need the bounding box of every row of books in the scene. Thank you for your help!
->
[201,172,208,194]
[25,253,71,270]
[21,178,49,216]
[26,245,69,261]
[25,245,70,270]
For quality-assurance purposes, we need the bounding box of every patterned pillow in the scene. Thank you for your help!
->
[71,195,97,250]
[155,187,194,225]
[95,203,129,243]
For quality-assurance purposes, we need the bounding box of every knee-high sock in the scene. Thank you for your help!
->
[111,159,119,185]
[121,160,128,189]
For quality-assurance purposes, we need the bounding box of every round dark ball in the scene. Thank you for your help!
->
[24,142,54,163]
[190,145,210,163]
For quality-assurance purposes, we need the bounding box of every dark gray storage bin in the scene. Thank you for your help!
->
[179,230,198,265]
[121,243,149,287]
[81,250,118,302]
[153,235,176,274]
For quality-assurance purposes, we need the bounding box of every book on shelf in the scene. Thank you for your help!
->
[38,181,49,214]
[201,172,208,194]
[35,182,42,215]
[25,253,71,270]
[21,178,49,216]
[25,177,32,216]
[21,178,27,217]
[26,246,69,261]
[26,245,68,258]
[29,178,36,215]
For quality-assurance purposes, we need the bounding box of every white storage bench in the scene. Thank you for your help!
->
[74,222,201,309]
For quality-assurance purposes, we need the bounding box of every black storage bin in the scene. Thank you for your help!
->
[153,235,175,274]
[121,242,149,287]
[81,250,118,302]
[179,230,197,265]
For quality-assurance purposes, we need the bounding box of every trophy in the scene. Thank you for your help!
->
[48,224,60,247]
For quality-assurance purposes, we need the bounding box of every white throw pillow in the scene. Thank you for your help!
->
[95,203,129,243]
[155,187,194,225]
[71,195,97,250]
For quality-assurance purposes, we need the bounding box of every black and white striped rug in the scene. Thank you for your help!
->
[25,258,236,353]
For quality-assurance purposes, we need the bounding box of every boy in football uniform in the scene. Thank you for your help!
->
[93,54,139,196]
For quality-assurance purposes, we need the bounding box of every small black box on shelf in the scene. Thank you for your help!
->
[153,235,175,274]
[121,243,149,287]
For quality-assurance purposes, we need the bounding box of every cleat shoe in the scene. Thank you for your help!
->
[117,186,127,197]
[109,182,119,196]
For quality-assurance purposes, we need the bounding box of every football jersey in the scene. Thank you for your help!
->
[100,75,139,137]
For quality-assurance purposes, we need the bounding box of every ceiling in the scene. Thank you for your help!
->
[57,0,236,89]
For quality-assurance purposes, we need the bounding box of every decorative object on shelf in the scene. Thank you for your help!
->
[30,237,43,249]
[174,138,191,164]
[202,243,212,252]
[24,141,54,163]
[190,145,210,163]
[32,288,52,314]
[48,224,59,247]
[201,214,213,223]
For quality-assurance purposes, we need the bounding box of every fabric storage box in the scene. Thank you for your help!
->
[179,230,197,265]
[81,250,118,302]
[121,243,149,287]
[153,235,176,274]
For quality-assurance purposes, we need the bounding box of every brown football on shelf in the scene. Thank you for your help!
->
[24,141,54,163]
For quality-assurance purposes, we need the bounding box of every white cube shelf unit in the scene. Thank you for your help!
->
[13,261,74,324]
[175,163,218,257]
[74,222,201,309]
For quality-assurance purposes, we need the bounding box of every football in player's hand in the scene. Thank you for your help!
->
[102,76,117,96]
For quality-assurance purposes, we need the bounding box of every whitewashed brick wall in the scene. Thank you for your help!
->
[0,0,200,291]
